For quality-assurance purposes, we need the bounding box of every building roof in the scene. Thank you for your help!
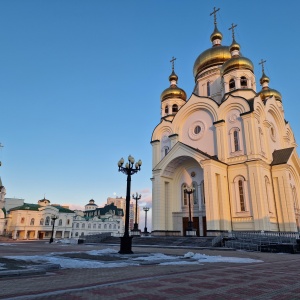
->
[84,203,124,217]
[9,203,75,213]
[271,147,294,166]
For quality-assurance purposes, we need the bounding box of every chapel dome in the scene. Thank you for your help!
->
[221,56,254,75]
[210,25,223,42]
[259,88,282,102]
[161,71,187,101]
[193,46,231,78]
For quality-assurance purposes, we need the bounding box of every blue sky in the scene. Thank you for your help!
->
[1,1,299,225]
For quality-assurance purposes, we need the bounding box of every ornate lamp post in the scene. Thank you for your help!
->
[49,215,58,243]
[132,192,141,232]
[183,185,196,236]
[118,155,142,254]
[143,206,149,234]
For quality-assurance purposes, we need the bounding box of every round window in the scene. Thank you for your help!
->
[194,125,201,134]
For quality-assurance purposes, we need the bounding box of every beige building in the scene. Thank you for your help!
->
[151,11,300,236]
[4,198,75,239]
[107,197,139,230]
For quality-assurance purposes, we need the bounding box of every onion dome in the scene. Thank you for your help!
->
[221,36,254,75]
[258,70,281,101]
[193,46,231,78]
[221,56,254,75]
[259,72,270,85]
[210,24,223,44]
[259,88,282,101]
[229,38,240,53]
[161,71,187,101]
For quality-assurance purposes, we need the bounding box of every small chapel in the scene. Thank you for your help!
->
[151,8,300,237]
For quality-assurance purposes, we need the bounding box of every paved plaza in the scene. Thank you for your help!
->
[0,241,300,299]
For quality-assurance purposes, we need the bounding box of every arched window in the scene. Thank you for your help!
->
[234,130,239,151]
[229,78,235,90]
[165,106,169,114]
[104,224,107,229]
[75,232,78,237]
[233,176,248,213]
[200,180,205,205]
[88,223,91,229]
[182,183,188,206]
[109,224,112,229]
[45,216,50,226]
[192,182,198,205]
[238,180,246,211]
[240,76,247,88]
[21,217,25,224]
[98,224,101,229]
[58,219,62,226]
[114,224,116,229]
[40,218,44,225]
[67,219,70,225]
[93,224,96,229]
[76,223,79,228]
[229,127,241,154]
[207,81,210,96]
[82,223,85,228]
[30,218,35,226]
[172,104,178,113]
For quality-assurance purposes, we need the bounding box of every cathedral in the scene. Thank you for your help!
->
[151,9,300,236]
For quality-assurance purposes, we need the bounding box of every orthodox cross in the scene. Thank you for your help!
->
[259,59,267,73]
[170,56,176,71]
[210,7,220,25]
[228,23,237,39]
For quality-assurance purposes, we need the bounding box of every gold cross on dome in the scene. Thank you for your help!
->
[259,59,267,72]
[228,23,237,39]
[170,56,176,71]
[210,7,220,25]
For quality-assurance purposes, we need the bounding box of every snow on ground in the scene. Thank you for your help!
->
[2,248,263,269]
[0,243,15,246]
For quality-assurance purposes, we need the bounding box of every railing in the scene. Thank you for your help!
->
[211,234,223,247]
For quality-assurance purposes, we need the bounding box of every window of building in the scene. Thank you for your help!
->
[30,218,35,226]
[114,224,116,229]
[40,218,44,225]
[229,78,235,90]
[93,224,96,229]
[238,180,246,211]
[192,182,198,205]
[182,183,188,206]
[165,106,169,114]
[233,130,239,151]
[21,217,25,224]
[200,180,205,205]
[240,76,247,88]
[82,223,85,228]
[98,224,101,229]
[104,224,107,229]
[75,232,78,237]
[172,104,178,113]
[58,219,62,226]
[207,81,210,96]
[76,223,79,228]
[88,223,91,229]
[194,125,201,135]
[45,216,50,226]
[67,219,70,225]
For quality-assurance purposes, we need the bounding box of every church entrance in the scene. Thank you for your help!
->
[182,217,200,236]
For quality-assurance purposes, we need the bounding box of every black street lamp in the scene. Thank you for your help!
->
[49,215,58,243]
[183,185,196,236]
[118,155,142,254]
[132,192,141,231]
[143,206,149,234]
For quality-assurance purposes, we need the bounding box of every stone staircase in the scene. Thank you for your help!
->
[97,235,215,248]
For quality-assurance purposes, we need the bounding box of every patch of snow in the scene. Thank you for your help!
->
[0,243,15,246]
[54,239,79,245]
[190,253,263,263]
[0,263,6,270]
[160,261,201,266]
[86,248,118,255]
[132,253,177,261]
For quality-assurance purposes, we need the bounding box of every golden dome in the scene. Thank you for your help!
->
[221,56,254,75]
[193,45,231,78]
[259,88,282,101]
[260,72,270,85]
[169,70,178,82]
[229,38,240,52]
[210,25,223,42]
[161,85,187,101]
